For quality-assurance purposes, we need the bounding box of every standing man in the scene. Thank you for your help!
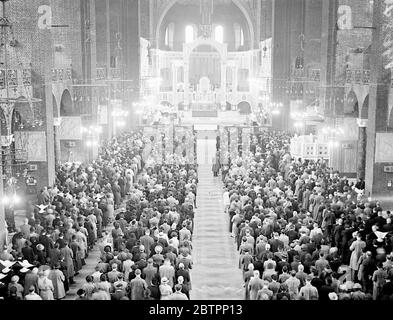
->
[129,269,147,300]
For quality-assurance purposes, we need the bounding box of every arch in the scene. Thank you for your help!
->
[214,25,224,43]
[60,89,74,117]
[238,101,251,115]
[360,94,369,119]
[156,0,255,49]
[185,24,196,44]
[344,90,359,117]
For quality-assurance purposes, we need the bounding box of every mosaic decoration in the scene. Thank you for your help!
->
[383,0,393,70]
[58,116,82,140]
[14,131,47,162]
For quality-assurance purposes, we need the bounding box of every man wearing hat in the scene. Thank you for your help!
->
[129,269,147,300]
[351,283,366,300]
[159,276,172,300]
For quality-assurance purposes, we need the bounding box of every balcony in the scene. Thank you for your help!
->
[158,90,252,107]
[110,68,121,79]
[345,69,370,85]
[0,69,32,89]
[96,67,107,80]
[52,68,72,82]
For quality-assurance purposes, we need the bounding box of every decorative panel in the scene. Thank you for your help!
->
[15,131,47,162]
[58,117,82,140]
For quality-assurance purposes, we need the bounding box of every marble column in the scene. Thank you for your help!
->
[364,0,392,204]
[357,119,368,179]
[122,0,141,130]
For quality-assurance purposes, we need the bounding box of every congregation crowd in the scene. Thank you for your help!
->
[0,129,197,301]
[222,131,393,300]
[1,125,393,302]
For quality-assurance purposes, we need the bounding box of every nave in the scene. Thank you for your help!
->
[191,165,243,300]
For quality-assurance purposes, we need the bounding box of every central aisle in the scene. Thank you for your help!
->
[191,165,244,300]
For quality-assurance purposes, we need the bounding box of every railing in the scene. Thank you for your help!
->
[309,69,321,82]
[96,67,107,80]
[157,91,252,106]
[346,69,371,85]
[110,68,121,79]
[291,136,330,160]
[0,68,33,88]
[52,68,73,82]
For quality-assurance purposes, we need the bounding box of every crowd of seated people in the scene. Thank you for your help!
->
[0,129,198,301]
[222,131,393,300]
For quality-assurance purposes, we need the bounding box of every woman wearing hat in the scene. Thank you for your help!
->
[36,243,47,265]
[159,277,172,300]
[8,275,24,299]
[38,269,54,300]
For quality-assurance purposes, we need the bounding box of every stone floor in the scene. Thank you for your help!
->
[190,165,244,300]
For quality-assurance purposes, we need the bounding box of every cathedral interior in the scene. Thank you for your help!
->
[0,0,393,302]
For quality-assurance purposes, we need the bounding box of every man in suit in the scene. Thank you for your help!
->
[129,269,147,300]
[159,259,175,289]
[143,258,159,286]
[107,263,122,283]
[22,241,35,263]
[139,229,154,258]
